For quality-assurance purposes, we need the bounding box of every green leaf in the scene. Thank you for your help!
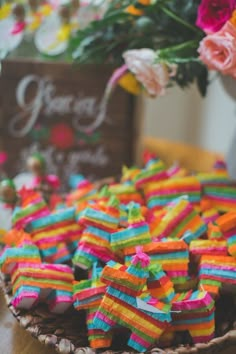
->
[68,0,208,95]
[196,65,209,97]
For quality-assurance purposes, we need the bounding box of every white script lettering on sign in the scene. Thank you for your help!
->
[8,74,109,138]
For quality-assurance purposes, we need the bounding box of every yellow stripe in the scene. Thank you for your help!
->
[103,296,163,336]
[32,224,79,242]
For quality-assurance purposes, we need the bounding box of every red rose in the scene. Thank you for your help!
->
[196,0,236,33]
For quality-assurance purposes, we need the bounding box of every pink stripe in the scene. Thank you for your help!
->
[34,231,81,247]
[77,243,119,262]
[172,293,212,311]
[205,195,236,203]
[224,229,236,238]
[191,248,227,255]
[158,205,194,239]
[202,215,218,224]
[128,221,147,227]
[146,186,200,198]
[40,263,73,274]
[15,209,49,229]
[129,333,151,347]
[135,171,168,188]
[200,264,236,271]
[74,287,106,300]
[167,165,181,177]
[96,311,116,327]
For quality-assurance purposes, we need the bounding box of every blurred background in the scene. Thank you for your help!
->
[144,75,236,155]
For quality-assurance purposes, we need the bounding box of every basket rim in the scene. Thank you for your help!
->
[1,274,236,354]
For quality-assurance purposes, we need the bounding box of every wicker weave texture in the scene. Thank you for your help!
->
[1,275,236,354]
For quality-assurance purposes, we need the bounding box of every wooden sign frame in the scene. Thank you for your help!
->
[0,58,142,188]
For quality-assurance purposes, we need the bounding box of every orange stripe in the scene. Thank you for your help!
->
[13,280,72,292]
[172,319,214,331]
[216,211,236,231]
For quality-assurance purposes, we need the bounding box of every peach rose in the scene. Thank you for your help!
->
[123,48,175,97]
[198,21,236,78]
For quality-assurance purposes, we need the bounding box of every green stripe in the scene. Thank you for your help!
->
[102,274,143,291]
[169,211,196,238]
[111,232,150,250]
[13,276,70,289]
[12,202,46,223]
[73,279,92,292]
[149,192,199,201]
[200,279,221,286]
[98,306,155,342]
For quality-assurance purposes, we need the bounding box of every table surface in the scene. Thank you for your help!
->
[0,290,56,354]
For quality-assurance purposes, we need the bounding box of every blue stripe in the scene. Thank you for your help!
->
[29,207,75,230]
[200,268,236,279]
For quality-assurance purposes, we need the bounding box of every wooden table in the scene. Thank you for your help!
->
[142,137,224,172]
[0,290,56,354]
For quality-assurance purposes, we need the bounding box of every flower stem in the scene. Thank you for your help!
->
[156,40,200,63]
[159,39,199,53]
[159,5,202,34]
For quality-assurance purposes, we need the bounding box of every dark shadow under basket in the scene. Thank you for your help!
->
[1,275,236,354]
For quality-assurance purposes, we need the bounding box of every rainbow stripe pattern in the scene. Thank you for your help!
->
[189,239,228,257]
[199,255,236,297]
[121,165,141,184]
[197,163,236,212]
[12,190,50,229]
[110,202,151,252]
[160,290,215,346]
[134,154,168,190]
[207,221,223,240]
[66,176,96,206]
[79,197,120,232]
[73,225,119,270]
[151,197,206,242]
[216,211,236,257]
[93,257,171,352]
[10,262,73,313]
[0,242,41,274]
[147,264,175,303]
[144,176,202,210]
[125,240,189,285]
[201,208,219,225]
[27,207,82,263]
[108,183,144,206]
[73,265,112,348]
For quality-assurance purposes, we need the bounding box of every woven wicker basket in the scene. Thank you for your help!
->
[1,138,236,354]
[1,272,236,354]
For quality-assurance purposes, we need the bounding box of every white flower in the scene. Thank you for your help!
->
[123,48,174,97]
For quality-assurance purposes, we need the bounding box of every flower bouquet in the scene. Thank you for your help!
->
[70,0,236,98]
[2,1,236,98]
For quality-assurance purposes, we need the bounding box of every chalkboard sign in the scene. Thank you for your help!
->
[0,59,141,189]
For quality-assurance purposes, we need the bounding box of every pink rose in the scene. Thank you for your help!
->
[198,21,236,78]
[196,0,236,33]
[123,48,175,97]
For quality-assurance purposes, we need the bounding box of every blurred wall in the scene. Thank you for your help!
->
[144,76,236,155]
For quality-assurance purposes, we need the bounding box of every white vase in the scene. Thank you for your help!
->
[220,75,236,101]
[221,75,236,179]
